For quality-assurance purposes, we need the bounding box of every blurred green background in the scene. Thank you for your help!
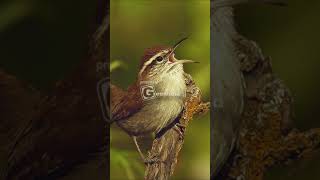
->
[110,0,210,179]
[236,1,320,179]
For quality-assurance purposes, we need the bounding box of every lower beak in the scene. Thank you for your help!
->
[167,59,198,72]
[174,59,199,64]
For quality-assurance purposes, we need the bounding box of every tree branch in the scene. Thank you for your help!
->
[217,35,320,180]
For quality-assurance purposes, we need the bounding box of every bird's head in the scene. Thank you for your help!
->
[138,37,197,81]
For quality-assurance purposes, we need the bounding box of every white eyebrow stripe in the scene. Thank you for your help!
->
[139,51,166,76]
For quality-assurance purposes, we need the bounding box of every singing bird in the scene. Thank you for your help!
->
[111,38,197,161]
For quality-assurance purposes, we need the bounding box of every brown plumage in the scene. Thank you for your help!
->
[111,84,143,122]
[140,46,171,67]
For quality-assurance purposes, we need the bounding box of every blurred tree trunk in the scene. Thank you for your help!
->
[1,2,109,179]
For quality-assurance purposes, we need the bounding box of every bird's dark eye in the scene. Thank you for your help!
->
[156,56,164,62]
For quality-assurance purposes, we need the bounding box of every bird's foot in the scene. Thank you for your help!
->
[173,123,186,140]
[144,154,165,165]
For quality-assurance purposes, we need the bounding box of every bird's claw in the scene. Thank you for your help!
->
[173,123,185,140]
[144,154,165,165]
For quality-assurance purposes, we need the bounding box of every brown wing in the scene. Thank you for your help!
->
[111,83,143,121]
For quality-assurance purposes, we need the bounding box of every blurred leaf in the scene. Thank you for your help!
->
[0,1,33,33]
[111,60,127,72]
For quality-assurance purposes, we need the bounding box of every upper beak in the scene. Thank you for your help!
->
[167,37,200,64]
[166,37,188,58]
[172,37,188,52]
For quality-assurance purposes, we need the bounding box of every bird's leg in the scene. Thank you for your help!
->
[132,136,145,161]
[142,123,186,165]
[133,136,165,165]
[173,123,186,140]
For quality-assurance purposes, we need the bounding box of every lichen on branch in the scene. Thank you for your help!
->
[217,35,320,180]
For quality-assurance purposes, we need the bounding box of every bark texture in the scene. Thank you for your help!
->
[216,35,320,180]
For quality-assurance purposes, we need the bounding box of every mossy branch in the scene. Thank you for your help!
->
[217,35,320,180]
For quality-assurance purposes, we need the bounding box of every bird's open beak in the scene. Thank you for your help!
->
[172,37,188,52]
[168,59,198,72]
[166,37,188,58]
[167,37,200,64]
[175,59,199,64]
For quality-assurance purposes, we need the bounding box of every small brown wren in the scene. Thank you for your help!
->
[111,37,197,160]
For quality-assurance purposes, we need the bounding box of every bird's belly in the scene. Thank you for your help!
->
[117,98,184,136]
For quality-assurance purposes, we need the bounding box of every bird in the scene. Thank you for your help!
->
[110,38,197,161]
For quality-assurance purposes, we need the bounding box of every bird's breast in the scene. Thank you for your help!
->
[117,73,186,136]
